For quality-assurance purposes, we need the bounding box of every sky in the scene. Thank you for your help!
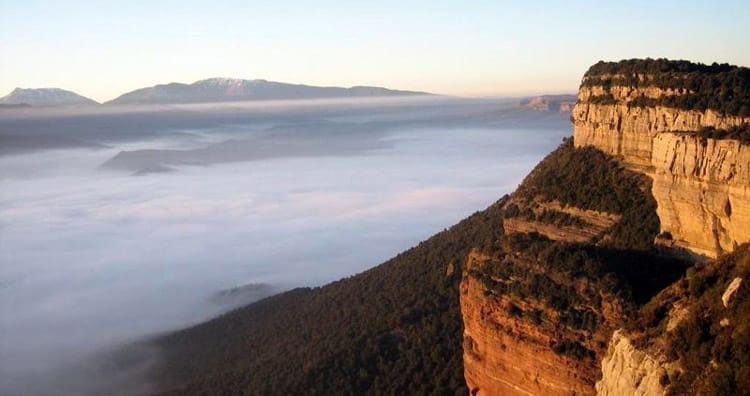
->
[1,0,749,102]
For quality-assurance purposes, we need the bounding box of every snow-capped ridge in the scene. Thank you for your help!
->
[0,87,99,106]
[106,78,432,105]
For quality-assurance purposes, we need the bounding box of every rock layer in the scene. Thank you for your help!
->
[651,134,750,257]
[460,252,604,396]
[573,86,750,258]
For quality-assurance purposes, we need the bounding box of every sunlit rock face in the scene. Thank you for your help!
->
[460,61,750,396]
[595,331,669,396]
[650,134,750,257]
[573,77,750,258]
[460,251,612,396]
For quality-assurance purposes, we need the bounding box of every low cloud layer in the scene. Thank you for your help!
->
[0,99,568,394]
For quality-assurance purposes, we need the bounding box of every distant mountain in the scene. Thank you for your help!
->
[0,88,98,107]
[520,94,577,112]
[106,78,432,105]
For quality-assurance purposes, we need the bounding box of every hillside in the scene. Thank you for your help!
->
[106,78,431,105]
[144,59,750,396]
[147,195,507,395]
[0,87,98,106]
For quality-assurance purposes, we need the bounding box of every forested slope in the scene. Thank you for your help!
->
[150,190,507,395]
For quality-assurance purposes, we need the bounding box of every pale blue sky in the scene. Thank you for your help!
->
[1,0,749,101]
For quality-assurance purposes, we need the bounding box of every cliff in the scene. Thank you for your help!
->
[461,247,621,396]
[572,61,750,258]
[651,135,750,257]
[461,59,750,396]
[460,138,685,395]
[598,244,750,396]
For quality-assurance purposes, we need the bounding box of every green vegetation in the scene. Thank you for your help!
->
[521,139,660,250]
[664,245,750,396]
[535,209,590,228]
[553,340,596,360]
[694,124,750,144]
[582,58,750,116]
[584,58,740,77]
[150,196,510,395]
[585,93,617,105]
[470,141,686,364]
[504,203,591,228]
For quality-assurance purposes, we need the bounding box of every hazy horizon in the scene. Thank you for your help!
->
[0,77,577,105]
[2,1,750,102]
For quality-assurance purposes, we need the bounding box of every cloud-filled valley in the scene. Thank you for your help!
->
[0,98,569,394]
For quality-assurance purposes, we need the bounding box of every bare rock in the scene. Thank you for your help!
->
[722,277,743,308]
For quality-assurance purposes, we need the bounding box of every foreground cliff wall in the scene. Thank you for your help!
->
[462,60,750,396]
[460,139,686,396]
[573,67,750,258]
[461,251,610,396]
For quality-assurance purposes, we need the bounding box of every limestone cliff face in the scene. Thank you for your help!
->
[573,84,750,258]
[595,331,669,396]
[573,86,749,170]
[461,61,750,396]
[651,134,750,257]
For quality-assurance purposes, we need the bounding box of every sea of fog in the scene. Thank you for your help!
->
[0,97,570,394]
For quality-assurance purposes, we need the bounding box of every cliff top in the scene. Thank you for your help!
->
[583,58,745,78]
[579,58,750,116]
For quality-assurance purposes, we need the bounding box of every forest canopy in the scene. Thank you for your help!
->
[581,58,750,116]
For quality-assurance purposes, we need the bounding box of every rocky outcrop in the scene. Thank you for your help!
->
[651,134,750,257]
[722,277,743,307]
[595,331,669,396]
[521,95,577,113]
[503,200,620,244]
[459,134,669,396]
[573,83,750,258]
[461,252,608,396]
[461,60,750,396]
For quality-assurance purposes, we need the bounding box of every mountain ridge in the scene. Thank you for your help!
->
[105,78,433,105]
[0,79,434,108]
[0,87,99,107]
